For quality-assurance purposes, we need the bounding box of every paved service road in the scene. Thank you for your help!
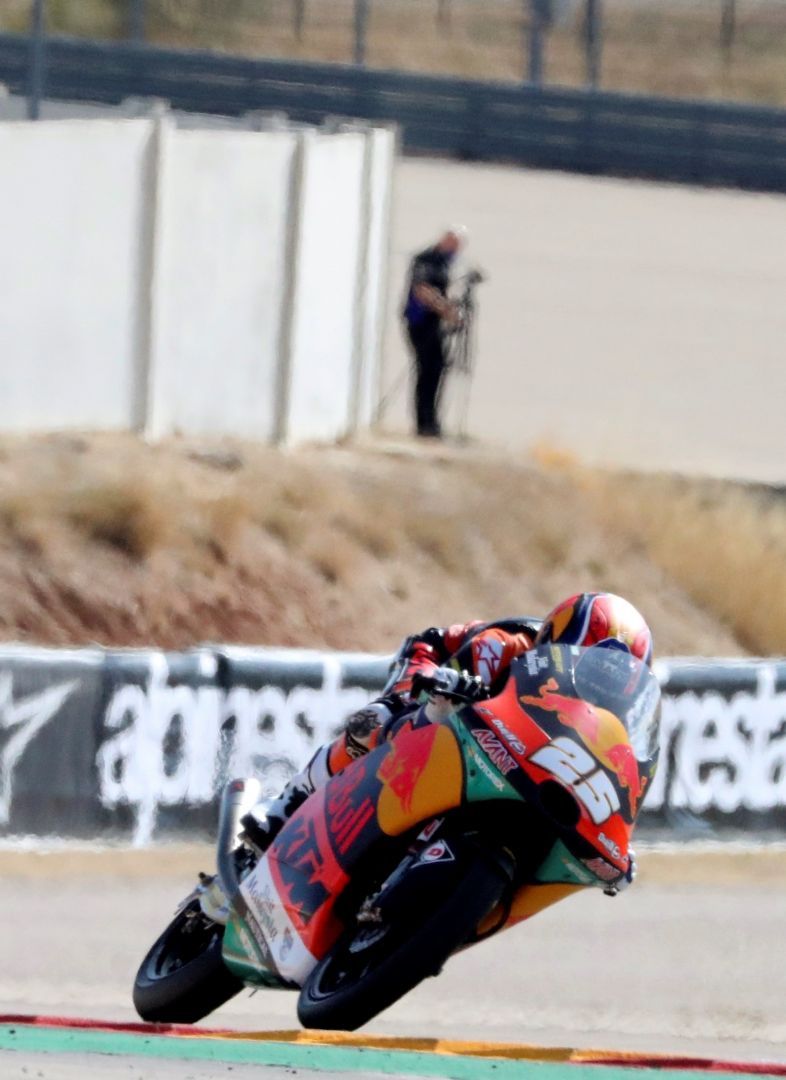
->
[0,847,784,1069]
[383,159,786,483]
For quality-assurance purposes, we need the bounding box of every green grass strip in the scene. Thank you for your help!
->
[0,1025,768,1080]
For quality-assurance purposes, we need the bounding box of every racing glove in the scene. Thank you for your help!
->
[411,667,489,703]
[604,849,637,897]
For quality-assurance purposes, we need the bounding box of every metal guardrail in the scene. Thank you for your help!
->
[1,31,786,191]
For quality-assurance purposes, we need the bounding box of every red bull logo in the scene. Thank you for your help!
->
[377,725,438,813]
[606,741,646,812]
[522,683,602,742]
[522,680,647,815]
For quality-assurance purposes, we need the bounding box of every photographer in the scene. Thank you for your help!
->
[402,227,466,439]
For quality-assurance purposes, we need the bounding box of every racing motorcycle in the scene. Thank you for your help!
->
[133,643,660,1031]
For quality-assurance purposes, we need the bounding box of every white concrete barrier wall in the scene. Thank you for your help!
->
[0,119,151,432]
[0,111,395,443]
[147,123,298,440]
[356,126,396,428]
[283,130,367,444]
[0,93,119,121]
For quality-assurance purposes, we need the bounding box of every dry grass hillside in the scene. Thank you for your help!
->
[0,433,783,658]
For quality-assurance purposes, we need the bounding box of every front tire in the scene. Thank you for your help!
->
[133,900,242,1024]
[297,851,508,1031]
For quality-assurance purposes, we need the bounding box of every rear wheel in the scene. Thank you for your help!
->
[297,850,509,1031]
[133,900,242,1024]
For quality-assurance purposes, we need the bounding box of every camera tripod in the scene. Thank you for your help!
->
[376,269,483,442]
[443,273,481,442]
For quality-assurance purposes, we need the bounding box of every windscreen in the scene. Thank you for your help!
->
[516,645,661,762]
[571,646,660,760]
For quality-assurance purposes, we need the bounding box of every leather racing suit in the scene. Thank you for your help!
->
[241,617,540,847]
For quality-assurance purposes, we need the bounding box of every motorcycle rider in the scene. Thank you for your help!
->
[240,591,653,891]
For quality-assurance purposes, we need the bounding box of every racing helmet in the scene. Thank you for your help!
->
[534,592,653,667]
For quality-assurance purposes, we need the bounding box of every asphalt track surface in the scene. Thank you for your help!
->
[382,159,786,483]
[1,846,785,1077]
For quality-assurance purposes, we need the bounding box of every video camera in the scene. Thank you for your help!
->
[464,268,486,287]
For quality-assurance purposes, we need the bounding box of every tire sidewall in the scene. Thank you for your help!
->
[297,852,506,1031]
[133,910,241,1024]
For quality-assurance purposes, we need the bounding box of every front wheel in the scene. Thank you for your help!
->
[133,899,242,1024]
[297,851,508,1031]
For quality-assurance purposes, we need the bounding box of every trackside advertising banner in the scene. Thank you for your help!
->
[0,646,783,843]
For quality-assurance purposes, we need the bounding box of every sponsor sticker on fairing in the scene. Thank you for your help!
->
[417,818,442,842]
[245,911,275,959]
[237,923,263,963]
[491,718,526,756]
[582,856,621,883]
[243,875,279,943]
[526,652,551,676]
[240,859,318,985]
[471,728,518,775]
[560,858,596,885]
[280,926,295,962]
[417,839,454,865]
[598,831,623,861]
[468,748,505,791]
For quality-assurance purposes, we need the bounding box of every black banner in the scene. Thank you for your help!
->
[0,646,104,837]
[0,646,784,842]
[648,658,786,835]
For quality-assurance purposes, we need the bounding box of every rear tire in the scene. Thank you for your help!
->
[133,900,242,1024]
[297,851,508,1031]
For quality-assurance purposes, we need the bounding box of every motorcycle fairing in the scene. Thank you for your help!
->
[476,881,583,939]
[454,646,659,880]
[224,799,347,989]
[377,713,515,828]
[222,892,293,987]
[225,719,470,987]
[444,705,527,805]
[468,677,630,877]
[533,839,606,886]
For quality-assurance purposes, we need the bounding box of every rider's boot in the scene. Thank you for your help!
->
[239,772,313,853]
[239,737,338,854]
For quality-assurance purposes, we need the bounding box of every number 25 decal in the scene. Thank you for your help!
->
[530,736,620,824]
